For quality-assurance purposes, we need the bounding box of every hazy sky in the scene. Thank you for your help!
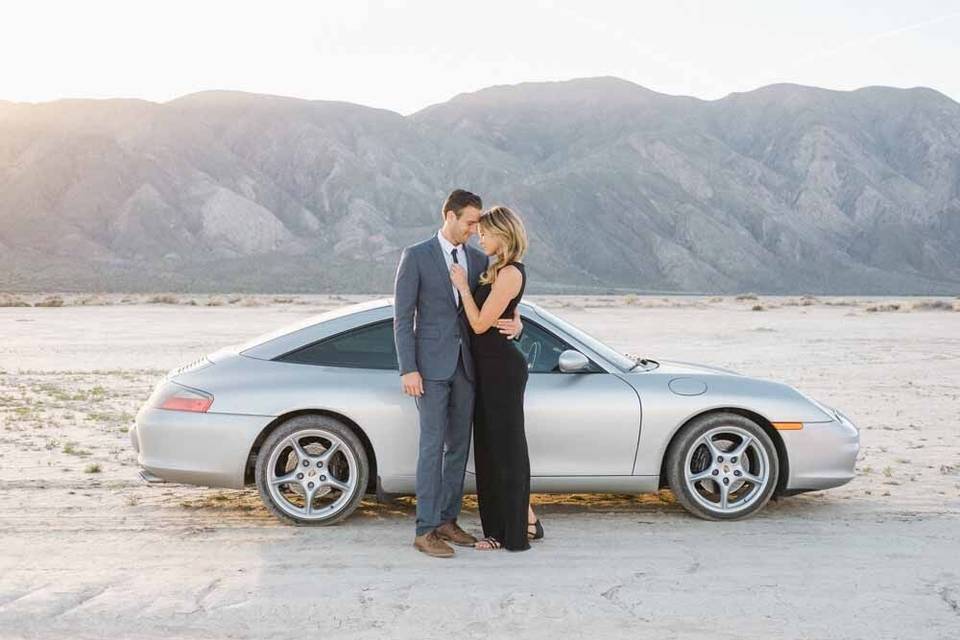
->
[3,0,959,114]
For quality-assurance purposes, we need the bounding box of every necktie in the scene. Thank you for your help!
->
[451,247,462,310]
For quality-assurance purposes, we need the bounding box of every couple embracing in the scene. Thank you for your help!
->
[393,189,542,557]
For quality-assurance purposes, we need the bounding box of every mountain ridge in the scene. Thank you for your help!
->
[1,77,958,294]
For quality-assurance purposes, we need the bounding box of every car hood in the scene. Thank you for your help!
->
[640,359,742,376]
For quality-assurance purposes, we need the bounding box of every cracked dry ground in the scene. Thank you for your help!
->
[0,296,958,639]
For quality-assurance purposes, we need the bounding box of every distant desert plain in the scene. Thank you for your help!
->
[1,292,958,639]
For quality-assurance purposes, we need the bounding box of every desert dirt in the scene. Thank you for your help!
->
[1,292,958,639]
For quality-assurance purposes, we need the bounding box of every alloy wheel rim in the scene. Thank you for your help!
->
[266,428,358,520]
[683,425,770,514]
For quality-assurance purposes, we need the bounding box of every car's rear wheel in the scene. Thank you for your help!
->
[666,412,779,520]
[255,415,368,525]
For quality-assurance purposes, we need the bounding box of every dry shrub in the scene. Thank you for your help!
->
[34,295,64,307]
[911,300,953,311]
[0,294,30,307]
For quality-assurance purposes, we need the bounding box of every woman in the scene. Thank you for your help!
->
[449,205,541,551]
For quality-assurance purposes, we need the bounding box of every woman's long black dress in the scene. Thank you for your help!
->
[470,261,530,551]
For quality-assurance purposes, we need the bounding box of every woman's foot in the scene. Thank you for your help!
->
[474,536,503,550]
[527,518,544,541]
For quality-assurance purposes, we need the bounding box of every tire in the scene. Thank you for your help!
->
[665,412,779,521]
[255,414,368,526]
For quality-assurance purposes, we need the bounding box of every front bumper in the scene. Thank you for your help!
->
[131,406,272,489]
[780,411,860,491]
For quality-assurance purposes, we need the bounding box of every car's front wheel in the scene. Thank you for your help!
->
[255,415,368,525]
[666,412,779,520]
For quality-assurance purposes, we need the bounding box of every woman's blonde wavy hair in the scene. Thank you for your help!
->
[478,205,528,286]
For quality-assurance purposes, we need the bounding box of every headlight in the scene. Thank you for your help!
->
[834,408,859,433]
[804,395,837,421]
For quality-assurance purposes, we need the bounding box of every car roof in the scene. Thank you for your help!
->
[237,297,542,360]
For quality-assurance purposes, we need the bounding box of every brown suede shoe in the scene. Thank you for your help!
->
[414,530,454,558]
[435,520,478,547]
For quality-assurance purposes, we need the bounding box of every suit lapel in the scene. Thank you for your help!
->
[428,235,458,310]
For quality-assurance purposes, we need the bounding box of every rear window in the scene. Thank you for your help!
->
[275,320,399,370]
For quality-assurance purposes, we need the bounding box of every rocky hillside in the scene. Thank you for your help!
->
[1,77,958,294]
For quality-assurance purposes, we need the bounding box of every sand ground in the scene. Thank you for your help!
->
[1,293,958,639]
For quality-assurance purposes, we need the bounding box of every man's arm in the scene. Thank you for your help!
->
[496,307,523,340]
[393,246,419,376]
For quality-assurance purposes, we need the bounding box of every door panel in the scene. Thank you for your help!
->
[522,372,641,475]
[468,320,641,476]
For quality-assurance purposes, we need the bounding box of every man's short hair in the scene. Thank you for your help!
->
[441,189,482,221]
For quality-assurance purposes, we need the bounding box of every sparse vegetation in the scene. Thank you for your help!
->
[85,411,117,423]
[866,303,901,312]
[0,294,31,307]
[63,441,92,457]
[83,462,102,473]
[911,299,953,311]
[823,299,857,306]
[34,295,64,307]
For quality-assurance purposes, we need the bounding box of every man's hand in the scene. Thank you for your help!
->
[449,264,468,292]
[496,307,523,340]
[401,371,424,397]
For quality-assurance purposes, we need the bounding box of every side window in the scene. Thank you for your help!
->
[516,320,602,373]
[276,321,398,370]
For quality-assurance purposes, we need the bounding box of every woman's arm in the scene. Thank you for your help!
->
[451,265,522,334]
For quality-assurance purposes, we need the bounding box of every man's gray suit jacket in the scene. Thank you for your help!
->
[393,234,489,382]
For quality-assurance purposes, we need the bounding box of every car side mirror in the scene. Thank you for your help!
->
[558,349,590,373]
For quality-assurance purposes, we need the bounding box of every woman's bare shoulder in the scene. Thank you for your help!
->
[492,264,522,292]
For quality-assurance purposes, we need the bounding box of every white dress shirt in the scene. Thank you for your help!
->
[437,229,467,307]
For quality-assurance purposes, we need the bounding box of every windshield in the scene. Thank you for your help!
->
[533,306,637,371]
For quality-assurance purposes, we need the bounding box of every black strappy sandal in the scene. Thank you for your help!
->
[527,519,544,541]
[475,536,503,550]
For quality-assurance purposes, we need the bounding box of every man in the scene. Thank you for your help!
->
[393,189,523,558]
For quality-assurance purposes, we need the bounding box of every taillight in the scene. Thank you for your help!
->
[155,384,214,412]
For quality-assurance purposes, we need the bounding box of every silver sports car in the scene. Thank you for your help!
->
[131,298,859,524]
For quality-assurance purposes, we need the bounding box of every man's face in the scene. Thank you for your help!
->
[448,206,482,245]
